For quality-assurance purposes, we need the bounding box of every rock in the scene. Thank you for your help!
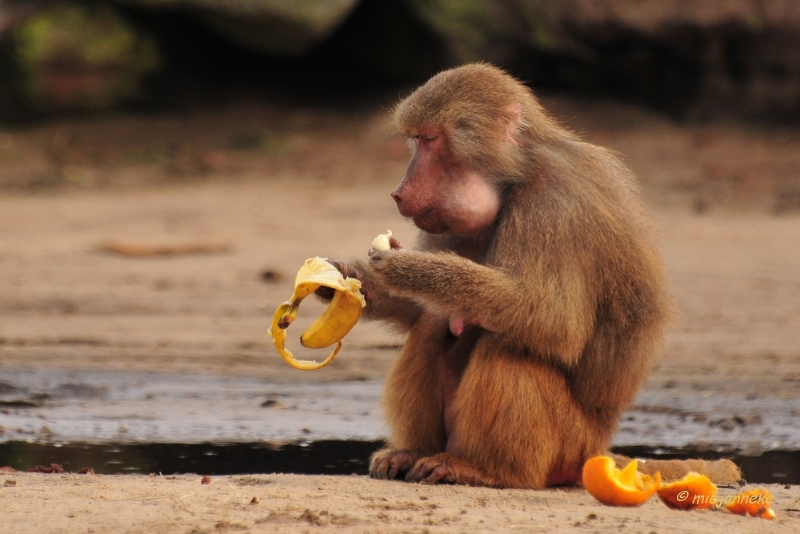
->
[115,0,360,56]
[534,0,800,117]
[403,0,800,117]
[3,0,800,118]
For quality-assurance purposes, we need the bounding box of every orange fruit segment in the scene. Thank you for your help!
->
[726,489,775,519]
[582,456,661,506]
[657,472,717,510]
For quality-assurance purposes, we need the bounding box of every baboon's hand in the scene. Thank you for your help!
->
[368,236,403,256]
[314,259,373,301]
[369,249,441,295]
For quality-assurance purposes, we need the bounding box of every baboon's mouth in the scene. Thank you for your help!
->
[413,208,447,234]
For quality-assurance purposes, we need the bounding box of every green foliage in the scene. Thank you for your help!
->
[407,0,557,63]
[409,0,495,62]
[13,3,161,109]
[520,1,556,50]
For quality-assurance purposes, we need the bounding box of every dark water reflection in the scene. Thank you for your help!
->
[0,441,797,484]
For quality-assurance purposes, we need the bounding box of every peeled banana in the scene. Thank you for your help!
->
[269,257,365,370]
[371,230,393,251]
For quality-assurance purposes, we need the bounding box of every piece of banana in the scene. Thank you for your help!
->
[269,257,365,370]
[371,230,393,251]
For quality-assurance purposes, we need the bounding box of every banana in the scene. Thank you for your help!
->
[269,257,365,370]
[371,230,393,251]
[300,277,364,349]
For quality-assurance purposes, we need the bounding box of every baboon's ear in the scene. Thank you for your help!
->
[504,102,522,147]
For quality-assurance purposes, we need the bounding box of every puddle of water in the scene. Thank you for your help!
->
[617,388,800,453]
[0,440,797,484]
[2,368,799,483]
[0,369,386,443]
[0,440,381,476]
[3,368,800,451]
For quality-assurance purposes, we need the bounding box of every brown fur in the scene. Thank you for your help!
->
[330,64,737,489]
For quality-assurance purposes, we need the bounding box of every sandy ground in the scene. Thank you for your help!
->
[0,473,795,533]
[1,95,800,532]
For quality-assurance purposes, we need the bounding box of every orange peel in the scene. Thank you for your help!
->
[657,472,717,510]
[726,489,775,519]
[582,456,661,506]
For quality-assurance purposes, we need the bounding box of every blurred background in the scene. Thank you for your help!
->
[2,0,800,119]
[0,0,799,479]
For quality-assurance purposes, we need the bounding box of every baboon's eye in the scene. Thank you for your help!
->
[455,118,473,130]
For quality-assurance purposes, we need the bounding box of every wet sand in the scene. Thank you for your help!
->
[1,180,799,451]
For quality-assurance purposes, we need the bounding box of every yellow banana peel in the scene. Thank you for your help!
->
[269,257,365,370]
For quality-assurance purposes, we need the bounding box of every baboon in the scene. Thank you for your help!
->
[325,63,738,488]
